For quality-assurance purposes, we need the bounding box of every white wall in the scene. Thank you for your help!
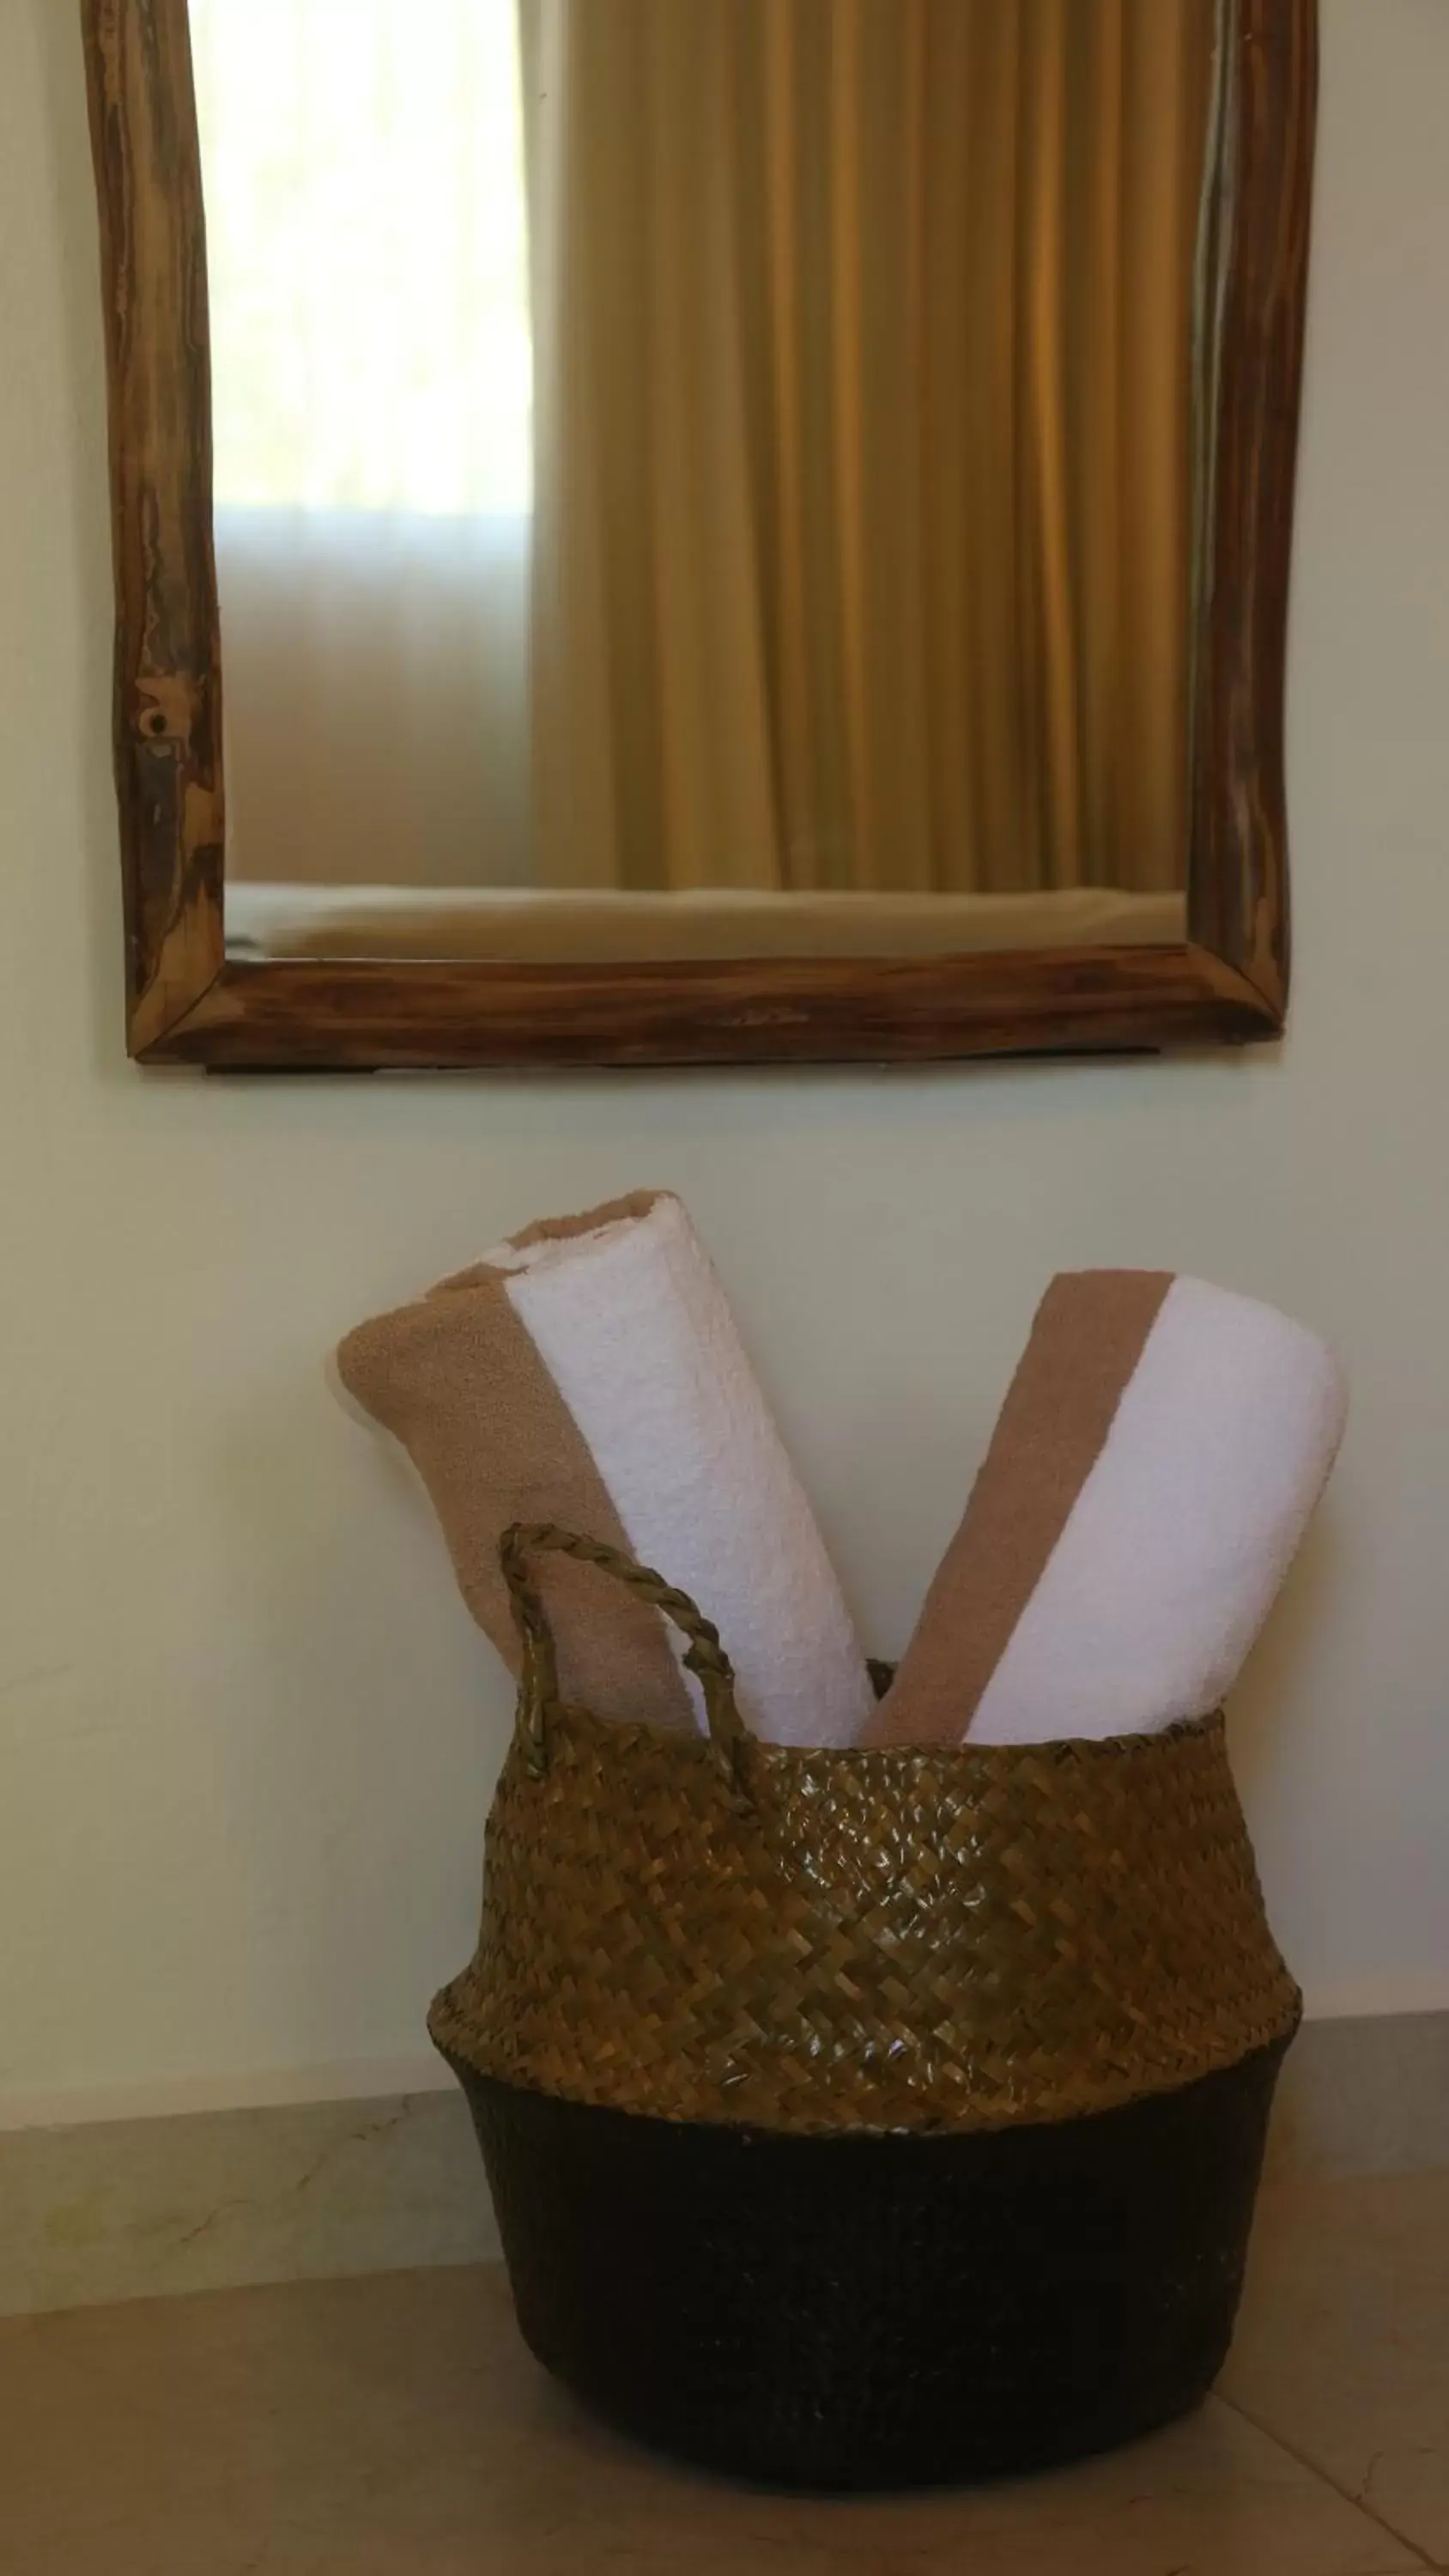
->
[2,0,1446,2127]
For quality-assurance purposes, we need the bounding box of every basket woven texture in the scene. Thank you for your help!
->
[430,1526,1300,2138]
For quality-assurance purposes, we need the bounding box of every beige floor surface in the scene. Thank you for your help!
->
[1,2168,1445,2574]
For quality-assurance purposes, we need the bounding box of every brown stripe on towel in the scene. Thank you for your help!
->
[507,1188,664,1257]
[864,1270,1174,1748]
[336,1274,694,1732]
[437,1191,666,1293]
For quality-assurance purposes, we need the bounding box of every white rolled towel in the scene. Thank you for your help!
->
[866,1272,1347,1749]
[489,1193,875,1747]
[339,1190,876,1750]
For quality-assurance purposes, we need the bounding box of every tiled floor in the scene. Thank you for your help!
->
[2,2170,1446,2574]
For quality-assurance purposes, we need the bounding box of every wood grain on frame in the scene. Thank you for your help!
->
[80,0,1317,1073]
[1189,0,1318,1007]
[83,0,224,1054]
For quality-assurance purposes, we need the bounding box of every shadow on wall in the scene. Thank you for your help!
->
[1227,1508,1347,1799]
[203,1355,502,2081]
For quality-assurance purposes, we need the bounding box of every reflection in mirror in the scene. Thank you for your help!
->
[197,0,1217,967]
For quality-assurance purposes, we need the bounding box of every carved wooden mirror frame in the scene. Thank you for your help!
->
[82,0,1317,1072]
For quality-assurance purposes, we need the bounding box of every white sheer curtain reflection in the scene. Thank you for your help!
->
[191,0,534,888]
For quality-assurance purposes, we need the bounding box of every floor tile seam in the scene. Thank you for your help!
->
[1214,2387,1440,2570]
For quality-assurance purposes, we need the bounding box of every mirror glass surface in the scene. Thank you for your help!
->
[195,0,1218,966]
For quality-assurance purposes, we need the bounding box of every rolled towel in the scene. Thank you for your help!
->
[338,1190,876,1749]
[864,1271,1347,1749]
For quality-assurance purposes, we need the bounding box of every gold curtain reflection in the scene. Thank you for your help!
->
[522,0,1216,897]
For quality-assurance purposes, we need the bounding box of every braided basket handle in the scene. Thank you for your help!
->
[498,1522,753,1787]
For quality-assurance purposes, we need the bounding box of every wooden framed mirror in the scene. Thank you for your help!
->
[82,0,1316,1072]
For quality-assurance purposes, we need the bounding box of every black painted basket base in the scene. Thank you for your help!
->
[446,2043,1287,2494]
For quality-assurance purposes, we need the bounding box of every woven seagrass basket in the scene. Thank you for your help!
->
[433,1525,1300,2492]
